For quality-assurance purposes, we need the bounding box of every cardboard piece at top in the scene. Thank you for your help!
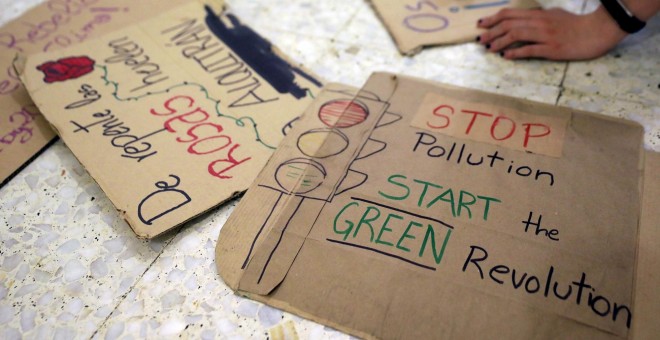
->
[18,2,323,238]
[216,72,646,339]
[370,0,538,55]
[0,0,213,187]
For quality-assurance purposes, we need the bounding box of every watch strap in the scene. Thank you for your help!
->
[601,0,646,33]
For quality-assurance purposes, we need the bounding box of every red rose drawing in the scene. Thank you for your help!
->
[36,56,95,83]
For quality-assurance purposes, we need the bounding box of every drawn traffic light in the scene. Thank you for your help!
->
[241,87,402,278]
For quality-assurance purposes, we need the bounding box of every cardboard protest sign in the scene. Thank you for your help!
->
[370,0,538,55]
[0,0,212,187]
[18,2,322,238]
[217,72,645,339]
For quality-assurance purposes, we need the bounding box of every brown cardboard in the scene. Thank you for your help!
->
[216,72,646,339]
[370,0,538,55]
[631,151,660,340]
[0,0,212,187]
[18,2,323,238]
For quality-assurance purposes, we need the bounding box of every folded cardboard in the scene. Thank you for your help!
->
[18,1,322,238]
[370,0,538,55]
[217,72,646,339]
[0,0,213,187]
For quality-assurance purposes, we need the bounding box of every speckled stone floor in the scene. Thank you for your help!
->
[1,0,658,339]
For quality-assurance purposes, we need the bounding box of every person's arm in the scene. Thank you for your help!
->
[475,0,660,61]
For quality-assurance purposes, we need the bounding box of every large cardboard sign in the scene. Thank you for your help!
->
[0,0,212,187]
[370,0,538,55]
[217,73,645,339]
[19,2,322,238]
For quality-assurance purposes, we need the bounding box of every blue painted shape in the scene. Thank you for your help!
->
[204,6,321,99]
[464,0,510,10]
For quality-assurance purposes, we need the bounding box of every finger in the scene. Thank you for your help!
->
[477,21,508,45]
[478,19,539,46]
[487,27,548,52]
[501,44,556,60]
[478,8,544,28]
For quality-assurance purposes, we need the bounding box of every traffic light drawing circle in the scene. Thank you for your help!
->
[318,99,369,128]
[297,128,349,159]
[275,158,327,194]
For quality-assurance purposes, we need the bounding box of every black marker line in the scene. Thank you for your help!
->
[295,195,331,202]
[375,111,402,129]
[457,143,465,164]
[242,191,283,269]
[350,196,454,229]
[355,138,386,160]
[326,239,436,271]
[257,197,305,284]
[255,185,333,202]
[335,170,368,197]
[447,142,456,161]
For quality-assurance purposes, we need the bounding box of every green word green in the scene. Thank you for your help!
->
[333,201,452,265]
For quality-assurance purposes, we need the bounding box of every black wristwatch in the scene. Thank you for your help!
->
[600,0,646,33]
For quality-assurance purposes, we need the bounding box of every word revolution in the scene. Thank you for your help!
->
[463,245,632,329]
[413,132,556,187]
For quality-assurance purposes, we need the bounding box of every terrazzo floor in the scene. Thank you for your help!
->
[1,0,658,339]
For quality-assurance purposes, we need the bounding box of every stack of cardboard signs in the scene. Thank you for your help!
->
[216,72,660,339]
[17,1,322,238]
[8,1,659,338]
[369,0,538,55]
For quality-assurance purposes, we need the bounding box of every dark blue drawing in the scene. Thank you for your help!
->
[204,6,322,99]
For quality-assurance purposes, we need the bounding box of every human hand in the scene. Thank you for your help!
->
[476,7,628,61]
